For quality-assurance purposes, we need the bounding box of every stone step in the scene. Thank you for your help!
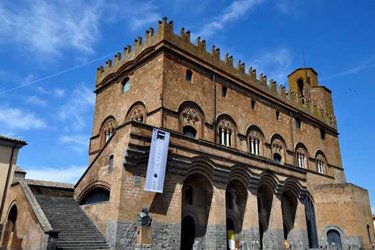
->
[34,195,109,249]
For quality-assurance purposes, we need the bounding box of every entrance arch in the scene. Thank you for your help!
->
[257,184,274,249]
[181,173,213,249]
[1,205,18,249]
[281,190,297,240]
[327,229,342,250]
[181,215,195,250]
[225,180,247,249]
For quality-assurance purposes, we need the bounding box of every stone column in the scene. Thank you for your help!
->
[288,199,308,249]
[262,194,284,250]
[241,189,260,248]
[205,183,227,250]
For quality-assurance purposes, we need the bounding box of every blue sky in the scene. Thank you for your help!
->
[0,0,374,211]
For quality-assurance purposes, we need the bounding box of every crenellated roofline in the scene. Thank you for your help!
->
[95,17,336,130]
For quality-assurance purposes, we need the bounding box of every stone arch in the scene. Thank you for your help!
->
[216,113,237,148]
[1,204,21,249]
[281,189,298,241]
[178,101,205,139]
[181,173,213,249]
[125,101,147,123]
[225,179,248,248]
[257,183,274,249]
[228,165,253,189]
[77,180,111,202]
[78,182,111,205]
[295,142,309,169]
[270,134,287,165]
[322,225,346,249]
[246,125,265,156]
[100,116,117,147]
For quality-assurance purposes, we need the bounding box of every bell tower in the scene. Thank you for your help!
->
[288,67,334,115]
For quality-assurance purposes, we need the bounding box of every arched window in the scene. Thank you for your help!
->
[185,69,192,82]
[276,110,280,120]
[179,103,203,139]
[126,103,146,123]
[217,117,235,147]
[100,117,117,146]
[79,188,110,205]
[316,152,327,174]
[248,127,264,156]
[274,153,282,164]
[327,229,342,250]
[183,126,197,139]
[108,155,114,173]
[122,77,130,93]
[271,135,286,165]
[295,144,308,169]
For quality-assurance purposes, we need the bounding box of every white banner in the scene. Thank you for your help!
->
[144,128,170,193]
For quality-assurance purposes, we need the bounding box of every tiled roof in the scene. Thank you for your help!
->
[0,135,27,147]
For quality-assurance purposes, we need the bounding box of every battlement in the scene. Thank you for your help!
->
[96,17,336,129]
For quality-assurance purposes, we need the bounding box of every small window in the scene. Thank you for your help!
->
[297,79,304,97]
[251,99,256,110]
[183,126,197,139]
[109,155,114,173]
[295,118,301,129]
[274,153,282,164]
[276,111,280,120]
[185,70,192,82]
[222,86,227,97]
[122,78,130,93]
[320,129,325,140]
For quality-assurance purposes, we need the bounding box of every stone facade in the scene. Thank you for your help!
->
[0,18,374,249]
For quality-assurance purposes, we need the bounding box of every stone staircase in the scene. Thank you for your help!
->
[35,195,110,249]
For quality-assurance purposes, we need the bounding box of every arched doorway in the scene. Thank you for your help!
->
[1,205,18,249]
[281,191,297,241]
[181,173,213,249]
[181,216,195,250]
[225,180,247,250]
[327,229,342,250]
[257,185,273,249]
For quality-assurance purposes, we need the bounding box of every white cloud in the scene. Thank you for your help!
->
[26,95,47,106]
[250,48,293,84]
[59,134,89,152]
[58,85,95,131]
[197,0,263,38]
[54,88,65,98]
[0,106,46,130]
[321,58,375,81]
[25,165,86,184]
[0,1,160,57]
